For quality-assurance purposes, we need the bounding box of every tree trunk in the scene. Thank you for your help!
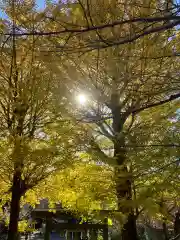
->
[25,232,29,240]
[162,221,169,240]
[111,95,138,240]
[174,211,180,237]
[7,170,22,240]
[44,218,51,240]
[115,159,138,240]
[121,212,138,240]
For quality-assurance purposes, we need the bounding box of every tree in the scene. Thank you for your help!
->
[36,1,180,237]
[22,160,116,215]
[0,2,86,239]
[59,18,180,239]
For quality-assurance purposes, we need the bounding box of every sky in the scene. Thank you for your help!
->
[36,0,47,10]
[0,0,54,19]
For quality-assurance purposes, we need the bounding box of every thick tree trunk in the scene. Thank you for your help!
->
[115,154,138,240]
[7,170,22,240]
[121,212,138,240]
[111,94,138,240]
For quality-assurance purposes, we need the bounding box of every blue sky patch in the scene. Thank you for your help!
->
[0,0,59,19]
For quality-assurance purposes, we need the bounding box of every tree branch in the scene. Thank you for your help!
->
[88,138,117,166]
[85,19,180,51]
[131,92,180,114]
[5,16,180,37]
[170,234,180,240]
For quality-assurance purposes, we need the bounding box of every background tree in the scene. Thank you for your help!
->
[22,160,115,214]
[129,103,180,238]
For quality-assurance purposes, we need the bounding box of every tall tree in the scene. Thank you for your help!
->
[0,1,84,239]
[60,21,180,239]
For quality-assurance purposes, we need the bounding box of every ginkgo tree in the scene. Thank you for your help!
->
[59,21,180,240]
[22,160,116,215]
[0,1,89,240]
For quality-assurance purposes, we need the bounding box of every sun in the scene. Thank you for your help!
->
[77,94,87,105]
